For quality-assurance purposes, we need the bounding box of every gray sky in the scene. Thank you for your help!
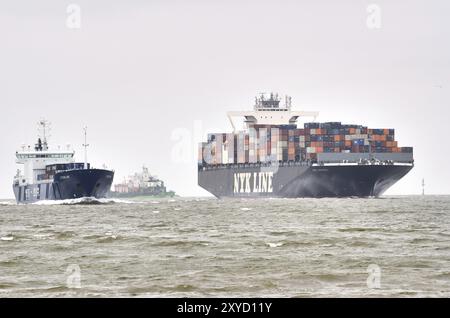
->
[0,0,449,198]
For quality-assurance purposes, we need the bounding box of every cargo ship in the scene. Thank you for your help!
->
[198,93,414,198]
[13,120,114,203]
[109,167,175,199]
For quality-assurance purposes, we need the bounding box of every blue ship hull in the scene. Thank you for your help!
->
[13,169,114,204]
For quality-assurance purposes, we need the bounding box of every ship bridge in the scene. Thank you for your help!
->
[227,93,319,130]
[14,120,75,185]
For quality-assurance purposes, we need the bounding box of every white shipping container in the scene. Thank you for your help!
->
[249,129,257,163]
[271,134,278,157]
[215,134,223,164]
[222,149,228,164]
[237,132,245,163]
[210,141,217,163]
[258,128,268,161]
[346,134,369,140]
[198,143,203,164]
[226,133,235,164]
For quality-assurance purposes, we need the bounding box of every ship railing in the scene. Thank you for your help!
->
[199,159,413,170]
[314,160,414,166]
[199,160,313,171]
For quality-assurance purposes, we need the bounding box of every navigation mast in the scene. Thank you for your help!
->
[38,119,50,151]
[83,126,89,169]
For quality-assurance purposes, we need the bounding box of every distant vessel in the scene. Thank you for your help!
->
[109,166,175,198]
[198,93,414,198]
[13,120,114,203]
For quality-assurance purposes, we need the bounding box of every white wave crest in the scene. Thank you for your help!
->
[0,201,15,206]
[33,197,137,206]
[266,242,283,248]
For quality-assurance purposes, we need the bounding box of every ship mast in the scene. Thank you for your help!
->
[83,126,89,169]
[38,119,50,151]
[422,178,425,196]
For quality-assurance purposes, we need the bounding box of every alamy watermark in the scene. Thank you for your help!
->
[171,120,282,174]
[66,4,81,29]
[66,264,81,288]
[366,264,381,289]
[366,4,381,30]
[171,120,204,164]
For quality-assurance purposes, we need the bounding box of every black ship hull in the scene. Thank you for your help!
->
[13,169,114,204]
[198,163,413,198]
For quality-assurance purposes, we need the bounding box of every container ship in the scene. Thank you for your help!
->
[13,120,114,203]
[109,166,175,199]
[198,93,414,198]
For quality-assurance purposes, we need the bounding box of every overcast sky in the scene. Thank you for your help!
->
[0,0,449,198]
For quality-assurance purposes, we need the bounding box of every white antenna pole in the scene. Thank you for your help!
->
[42,121,46,141]
[83,126,89,169]
[38,119,50,150]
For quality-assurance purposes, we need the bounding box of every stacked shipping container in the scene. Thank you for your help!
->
[199,122,413,166]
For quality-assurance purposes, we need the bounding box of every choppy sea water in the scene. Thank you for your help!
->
[0,196,449,297]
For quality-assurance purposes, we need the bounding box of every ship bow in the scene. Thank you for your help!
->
[53,169,114,200]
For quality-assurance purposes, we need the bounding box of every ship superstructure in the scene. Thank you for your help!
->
[110,166,174,198]
[13,120,114,203]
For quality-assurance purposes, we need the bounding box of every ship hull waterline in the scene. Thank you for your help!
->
[13,169,114,204]
[198,164,413,198]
